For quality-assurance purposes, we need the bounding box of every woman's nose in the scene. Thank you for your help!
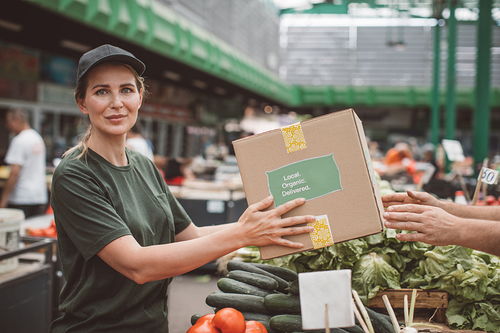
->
[110,93,124,108]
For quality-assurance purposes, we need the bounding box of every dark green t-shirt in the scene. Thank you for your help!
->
[50,148,191,333]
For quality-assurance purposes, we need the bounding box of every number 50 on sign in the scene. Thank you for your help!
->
[481,168,499,185]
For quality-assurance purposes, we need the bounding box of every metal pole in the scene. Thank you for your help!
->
[430,20,442,145]
[473,0,493,163]
[445,0,457,140]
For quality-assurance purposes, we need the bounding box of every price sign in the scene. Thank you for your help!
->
[299,270,354,329]
[480,167,499,185]
[441,139,465,162]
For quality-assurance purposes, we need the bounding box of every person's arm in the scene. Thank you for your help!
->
[438,200,500,221]
[175,223,235,241]
[383,190,500,221]
[98,197,315,284]
[0,164,21,208]
[383,203,500,256]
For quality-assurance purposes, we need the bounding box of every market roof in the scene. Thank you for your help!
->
[273,0,500,22]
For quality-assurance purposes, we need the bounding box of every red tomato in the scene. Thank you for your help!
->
[187,314,219,333]
[212,308,246,333]
[245,321,268,333]
[26,228,44,237]
[43,226,57,238]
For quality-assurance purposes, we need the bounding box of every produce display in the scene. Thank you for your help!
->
[26,219,57,238]
[195,261,393,333]
[240,180,500,331]
[188,308,268,333]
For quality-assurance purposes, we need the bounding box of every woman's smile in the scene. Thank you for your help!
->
[105,113,128,123]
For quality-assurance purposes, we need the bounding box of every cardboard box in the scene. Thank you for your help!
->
[233,109,384,259]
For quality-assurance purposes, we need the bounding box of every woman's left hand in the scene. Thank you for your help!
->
[236,196,315,249]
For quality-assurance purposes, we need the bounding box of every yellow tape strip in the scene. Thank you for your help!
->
[281,122,307,153]
[308,215,334,249]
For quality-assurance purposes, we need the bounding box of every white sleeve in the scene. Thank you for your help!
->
[5,136,26,166]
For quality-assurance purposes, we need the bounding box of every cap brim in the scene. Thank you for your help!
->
[78,54,146,81]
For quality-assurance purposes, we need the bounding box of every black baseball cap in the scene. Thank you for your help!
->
[76,44,146,82]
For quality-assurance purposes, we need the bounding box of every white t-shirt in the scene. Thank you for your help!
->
[5,128,48,205]
[126,137,153,160]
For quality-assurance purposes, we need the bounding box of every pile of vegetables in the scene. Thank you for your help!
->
[188,308,267,333]
[242,181,500,331]
[26,219,57,238]
[194,260,393,333]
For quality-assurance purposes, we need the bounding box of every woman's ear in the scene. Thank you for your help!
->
[138,89,144,107]
[77,98,89,115]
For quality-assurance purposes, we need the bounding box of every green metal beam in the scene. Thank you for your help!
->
[280,2,348,15]
[291,86,500,108]
[26,0,294,104]
[473,0,493,163]
[445,0,457,140]
[430,22,442,145]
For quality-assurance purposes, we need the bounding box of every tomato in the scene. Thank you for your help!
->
[26,228,44,237]
[212,308,246,333]
[187,314,219,333]
[43,226,57,238]
[245,321,268,333]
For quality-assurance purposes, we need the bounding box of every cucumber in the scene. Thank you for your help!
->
[264,294,301,314]
[190,314,202,325]
[270,314,302,332]
[241,312,272,322]
[227,260,289,292]
[217,277,271,297]
[241,312,272,331]
[253,263,298,282]
[287,279,300,295]
[291,329,348,333]
[365,307,394,333]
[343,325,365,333]
[206,292,268,314]
[227,270,279,291]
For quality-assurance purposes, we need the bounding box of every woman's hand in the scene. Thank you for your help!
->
[383,204,461,246]
[236,196,315,249]
[382,190,441,209]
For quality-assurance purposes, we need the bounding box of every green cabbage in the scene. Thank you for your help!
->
[352,252,401,302]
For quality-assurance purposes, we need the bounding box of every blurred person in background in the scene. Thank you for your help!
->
[0,108,48,218]
[382,191,500,256]
[126,123,153,160]
[367,138,383,161]
[50,44,315,332]
[164,157,195,186]
[384,141,413,166]
[376,141,416,183]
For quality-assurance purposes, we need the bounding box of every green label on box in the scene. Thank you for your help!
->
[266,154,342,206]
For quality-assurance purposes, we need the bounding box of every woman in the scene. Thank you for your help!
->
[50,44,314,332]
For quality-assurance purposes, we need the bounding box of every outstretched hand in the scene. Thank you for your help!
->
[237,196,315,249]
[382,190,441,209]
[383,204,461,246]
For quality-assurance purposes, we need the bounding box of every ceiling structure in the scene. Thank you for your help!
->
[273,0,500,22]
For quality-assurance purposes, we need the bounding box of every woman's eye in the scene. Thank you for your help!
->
[122,87,134,93]
[95,89,108,96]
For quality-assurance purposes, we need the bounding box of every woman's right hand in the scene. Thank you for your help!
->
[236,196,315,249]
[382,190,441,209]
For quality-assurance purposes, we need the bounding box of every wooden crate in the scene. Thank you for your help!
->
[368,289,448,323]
